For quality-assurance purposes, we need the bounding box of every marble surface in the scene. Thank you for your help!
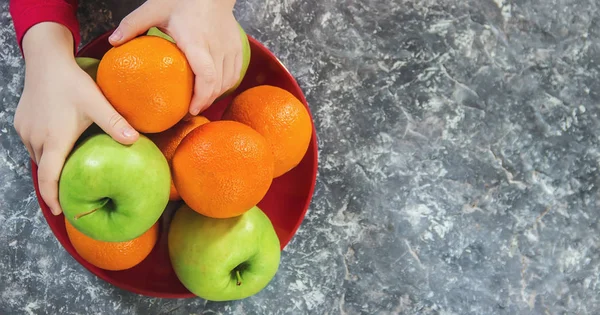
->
[2,0,600,314]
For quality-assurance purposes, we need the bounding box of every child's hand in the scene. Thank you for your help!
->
[109,0,242,115]
[15,23,139,215]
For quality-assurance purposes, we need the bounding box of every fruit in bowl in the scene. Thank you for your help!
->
[32,26,318,299]
[168,204,281,301]
[171,120,275,219]
[222,85,313,178]
[59,133,171,242]
[147,115,211,200]
[65,217,159,271]
[96,35,194,134]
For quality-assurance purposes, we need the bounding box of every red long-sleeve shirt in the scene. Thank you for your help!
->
[9,0,81,53]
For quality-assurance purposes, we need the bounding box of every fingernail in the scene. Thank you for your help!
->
[51,208,61,216]
[109,29,123,42]
[122,127,136,138]
[191,107,201,116]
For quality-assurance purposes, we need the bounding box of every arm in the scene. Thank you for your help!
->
[10,4,138,216]
[9,0,81,53]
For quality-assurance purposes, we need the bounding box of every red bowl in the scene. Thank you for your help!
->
[30,30,318,298]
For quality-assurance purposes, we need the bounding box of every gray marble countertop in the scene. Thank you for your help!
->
[2,0,600,314]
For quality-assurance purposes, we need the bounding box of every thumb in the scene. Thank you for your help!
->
[86,94,139,145]
[109,2,166,46]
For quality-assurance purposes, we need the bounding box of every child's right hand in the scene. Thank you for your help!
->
[14,22,140,216]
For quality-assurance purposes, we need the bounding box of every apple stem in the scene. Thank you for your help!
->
[74,208,98,220]
[236,270,242,286]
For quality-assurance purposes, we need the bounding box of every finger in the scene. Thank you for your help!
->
[205,53,224,107]
[187,48,219,115]
[37,144,69,215]
[109,1,166,46]
[221,52,236,93]
[232,50,243,87]
[84,93,139,145]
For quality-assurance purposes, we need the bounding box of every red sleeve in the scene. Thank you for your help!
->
[9,0,80,54]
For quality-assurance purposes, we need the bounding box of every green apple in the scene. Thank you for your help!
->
[146,27,175,43]
[75,57,100,81]
[59,133,171,242]
[168,204,281,301]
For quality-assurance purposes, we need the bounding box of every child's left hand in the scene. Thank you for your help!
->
[108,0,242,115]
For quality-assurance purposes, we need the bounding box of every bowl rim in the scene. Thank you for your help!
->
[30,29,319,298]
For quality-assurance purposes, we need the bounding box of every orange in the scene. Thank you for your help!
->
[222,85,312,178]
[172,120,274,218]
[148,115,210,200]
[65,218,159,271]
[97,35,194,133]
